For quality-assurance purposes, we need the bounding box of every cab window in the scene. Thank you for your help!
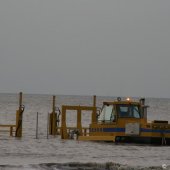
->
[98,105,116,122]
[117,104,140,118]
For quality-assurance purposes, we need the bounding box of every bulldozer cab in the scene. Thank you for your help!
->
[98,99,143,123]
[116,104,141,119]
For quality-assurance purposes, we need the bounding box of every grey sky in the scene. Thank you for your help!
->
[0,1,170,98]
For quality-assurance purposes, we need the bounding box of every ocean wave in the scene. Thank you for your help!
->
[0,162,169,170]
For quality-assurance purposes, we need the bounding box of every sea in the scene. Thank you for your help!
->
[0,93,170,170]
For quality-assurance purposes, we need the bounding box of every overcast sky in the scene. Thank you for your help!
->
[0,1,170,98]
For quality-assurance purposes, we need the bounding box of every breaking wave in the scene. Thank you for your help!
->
[0,162,169,170]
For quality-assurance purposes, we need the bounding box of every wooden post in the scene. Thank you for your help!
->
[61,106,68,139]
[92,95,97,123]
[93,95,96,107]
[49,96,57,135]
[77,107,82,136]
[52,96,56,135]
[15,92,23,137]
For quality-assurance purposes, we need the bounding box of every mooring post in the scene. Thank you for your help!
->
[77,107,82,136]
[93,95,96,107]
[52,95,57,135]
[92,95,97,123]
[61,106,68,139]
[49,96,57,135]
[15,92,24,137]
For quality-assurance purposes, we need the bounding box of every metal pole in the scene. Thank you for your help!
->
[47,113,49,139]
[36,112,39,139]
[52,95,56,135]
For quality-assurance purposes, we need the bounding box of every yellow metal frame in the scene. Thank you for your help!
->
[61,105,96,139]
